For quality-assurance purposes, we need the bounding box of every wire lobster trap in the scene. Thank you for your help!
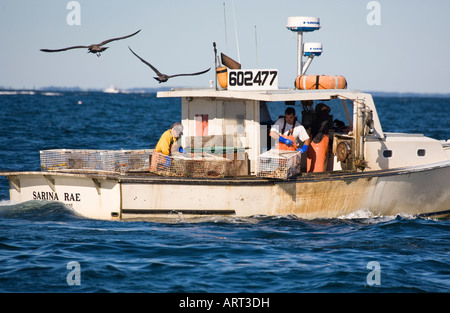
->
[256,150,302,179]
[40,149,116,171]
[40,149,153,173]
[115,150,153,173]
[150,152,229,178]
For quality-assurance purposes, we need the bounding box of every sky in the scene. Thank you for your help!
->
[1,0,450,94]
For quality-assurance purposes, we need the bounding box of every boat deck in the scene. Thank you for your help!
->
[3,157,450,185]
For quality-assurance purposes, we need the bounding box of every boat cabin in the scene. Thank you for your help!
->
[157,87,450,177]
[158,88,382,175]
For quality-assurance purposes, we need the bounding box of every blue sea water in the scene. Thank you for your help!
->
[0,90,449,297]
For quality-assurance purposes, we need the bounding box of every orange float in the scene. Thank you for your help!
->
[216,66,228,89]
[295,75,347,90]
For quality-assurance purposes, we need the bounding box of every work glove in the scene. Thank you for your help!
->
[179,147,186,154]
[278,136,293,146]
[164,156,171,168]
[296,145,308,154]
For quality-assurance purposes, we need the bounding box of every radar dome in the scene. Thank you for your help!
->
[304,42,323,56]
[286,17,320,32]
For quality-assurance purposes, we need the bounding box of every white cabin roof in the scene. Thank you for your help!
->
[157,88,368,102]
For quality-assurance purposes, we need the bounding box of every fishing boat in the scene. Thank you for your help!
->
[103,86,120,94]
[1,17,450,220]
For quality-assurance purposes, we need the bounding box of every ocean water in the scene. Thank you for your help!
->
[0,91,449,297]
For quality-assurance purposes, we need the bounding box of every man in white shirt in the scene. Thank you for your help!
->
[269,107,310,153]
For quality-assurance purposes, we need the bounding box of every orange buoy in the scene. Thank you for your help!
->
[295,75,347,90]
[216,66,228,89]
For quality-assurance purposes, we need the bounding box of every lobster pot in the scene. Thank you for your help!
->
[150,152,229,178]
[40,149,154,173]
[115,150,153,173]
[40,149,116,172]
[40,149,70,171]
[256,150,301,179]
[295,75,347,90]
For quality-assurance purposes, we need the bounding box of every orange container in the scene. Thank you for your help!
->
[216,67,228,89]
[295,75,347,90]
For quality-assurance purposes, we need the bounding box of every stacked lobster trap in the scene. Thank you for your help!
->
[256,150,302,179]
[150,152,230,178]
[40,149,153,173]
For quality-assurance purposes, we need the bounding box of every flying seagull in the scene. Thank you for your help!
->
[128,46,211,83]
[40,30,141,57]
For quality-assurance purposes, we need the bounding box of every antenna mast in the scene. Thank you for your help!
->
[286,17,320,76]
[231,0,241,63]
[255,25,259,68]
[223,2,228,52]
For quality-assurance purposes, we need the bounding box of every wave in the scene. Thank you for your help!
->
[0,199,18,206]
[337,208,423,222]
[0,199,441,225]
[123,212,425,227]
[0,200,81,221]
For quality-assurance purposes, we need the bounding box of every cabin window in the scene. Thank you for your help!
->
[383,150,393,158]
[417,149,426,157]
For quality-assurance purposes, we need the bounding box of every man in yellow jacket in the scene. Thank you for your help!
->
[151,122,185,172]
[155,122,184,156]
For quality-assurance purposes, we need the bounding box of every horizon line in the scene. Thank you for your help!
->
[1,86,450,97]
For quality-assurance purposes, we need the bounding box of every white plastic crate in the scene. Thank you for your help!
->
[256,150,301,179]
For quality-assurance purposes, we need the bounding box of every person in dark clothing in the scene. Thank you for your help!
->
[307,103,332,172]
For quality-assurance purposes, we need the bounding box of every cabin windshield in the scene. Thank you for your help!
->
[261,99,353,149]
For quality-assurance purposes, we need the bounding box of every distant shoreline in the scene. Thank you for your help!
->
[1,86,450,98]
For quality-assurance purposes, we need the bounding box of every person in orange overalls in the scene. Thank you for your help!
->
[307,103,332,172]
[269,107,310,153]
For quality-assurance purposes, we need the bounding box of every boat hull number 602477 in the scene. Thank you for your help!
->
[228,69,279,91]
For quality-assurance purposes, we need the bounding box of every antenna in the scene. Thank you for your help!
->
[223,2,228,52]
[255,25,259,68]
[286,17,320,76]
[231,0,241,63]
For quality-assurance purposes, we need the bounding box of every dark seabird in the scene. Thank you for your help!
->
[128,47,211,83]
[40,30,141,57]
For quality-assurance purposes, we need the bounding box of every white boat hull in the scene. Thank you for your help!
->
[3,159,450,220]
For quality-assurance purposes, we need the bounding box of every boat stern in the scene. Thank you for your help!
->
[5,172,121,220]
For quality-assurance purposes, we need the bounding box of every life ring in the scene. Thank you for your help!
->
[295,75,347,90]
